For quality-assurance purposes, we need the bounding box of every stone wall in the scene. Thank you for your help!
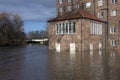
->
[48,19,106,51]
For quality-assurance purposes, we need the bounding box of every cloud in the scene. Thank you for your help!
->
[0,0,56,21]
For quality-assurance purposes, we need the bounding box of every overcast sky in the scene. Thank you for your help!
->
[0,0,56,21]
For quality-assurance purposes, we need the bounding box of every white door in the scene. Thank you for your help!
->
[70,43,76,51]
[55,43,60,52]
[90,43,93,51]
[99,43,102,50]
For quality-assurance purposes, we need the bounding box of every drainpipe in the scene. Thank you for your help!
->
[101,0,109,50]
[93,0,96,16]
[80,19,83,52]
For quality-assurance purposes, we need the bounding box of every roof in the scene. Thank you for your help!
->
[48,10,105,23]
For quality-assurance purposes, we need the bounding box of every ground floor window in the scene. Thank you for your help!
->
[55,22,76,34]
[90,22,102,35]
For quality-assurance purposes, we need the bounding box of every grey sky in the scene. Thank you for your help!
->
[0,0,56,21]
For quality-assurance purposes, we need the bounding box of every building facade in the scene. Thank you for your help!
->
[48,0,120,51]
[56,0,120,49]
[48,10,106,51]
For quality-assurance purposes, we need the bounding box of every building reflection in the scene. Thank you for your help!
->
[48,50,120,80]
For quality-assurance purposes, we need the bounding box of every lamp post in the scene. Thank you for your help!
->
[100,7,109,41]
[100,0,109,50]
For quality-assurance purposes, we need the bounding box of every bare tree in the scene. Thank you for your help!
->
[0,12,26,46]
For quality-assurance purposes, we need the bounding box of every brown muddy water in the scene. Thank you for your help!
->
[0,45,120,80]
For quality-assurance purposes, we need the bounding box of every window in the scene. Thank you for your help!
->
[56,24,59,34]
[59,0,63,4]
[68,6,72,11]
[90,22,102,35]
[66,23,68,33]
[110,27,116,34]
[75,4,80,9]
[111,0,117,4]
[111,40,117,46]
[98,0,103,6]
[61,23,63,34]
[72,23,75,33]
[111,10,117,16]
[68,0,72,2]
[55,22,76,35]
[59,7,64,13]
[86,2,91,8]
[98,11,104,18]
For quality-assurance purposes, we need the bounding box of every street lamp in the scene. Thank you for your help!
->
[101,8,109,40]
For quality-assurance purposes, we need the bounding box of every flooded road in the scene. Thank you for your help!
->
[0,45,120,80]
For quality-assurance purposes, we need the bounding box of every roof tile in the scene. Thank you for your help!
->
[48,10,105,22]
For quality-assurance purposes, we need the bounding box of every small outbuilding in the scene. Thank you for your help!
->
[48,10,106,51]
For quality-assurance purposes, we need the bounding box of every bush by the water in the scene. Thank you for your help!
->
[0,12,26,46]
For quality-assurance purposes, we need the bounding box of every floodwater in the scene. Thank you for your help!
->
[0,45,120,80]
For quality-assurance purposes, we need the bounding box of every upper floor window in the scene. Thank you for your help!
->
[75,4,80,9]
[110,27,116,34]
[68,0,72,2]
[90,22,102,35]
[55,22,76,35]
[67,6,72,11]
[111,0,117,4]
[59,0,63,4]
[111,40,117,46]
[111,10,117,16]
[86,2,91,8]
[98,0,103,6]
[98,11,104,18]
[59,7,64,13]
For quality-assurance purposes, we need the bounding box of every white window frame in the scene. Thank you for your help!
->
[67,6,72,11]
[90,22,102,35]
[98,11,104,18]
[86,2,91,8]
[99,24,102,34]
[59,0,63,4]
[75,4,80,9]
[98,0,103,6]
[111,0,117,4]
[59,7,63,13]
[68,0,71,2]
[56,24,58,34]
[55,22,76,35]
[111,40,117,46]
[111,10,117,16]
[110,27,116,34]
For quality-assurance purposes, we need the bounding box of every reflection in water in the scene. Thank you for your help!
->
[49,50,120,80]
[0,46,120,80]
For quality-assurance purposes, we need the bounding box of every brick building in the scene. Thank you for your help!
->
[48,0,120,51]
[56,0,120,49]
